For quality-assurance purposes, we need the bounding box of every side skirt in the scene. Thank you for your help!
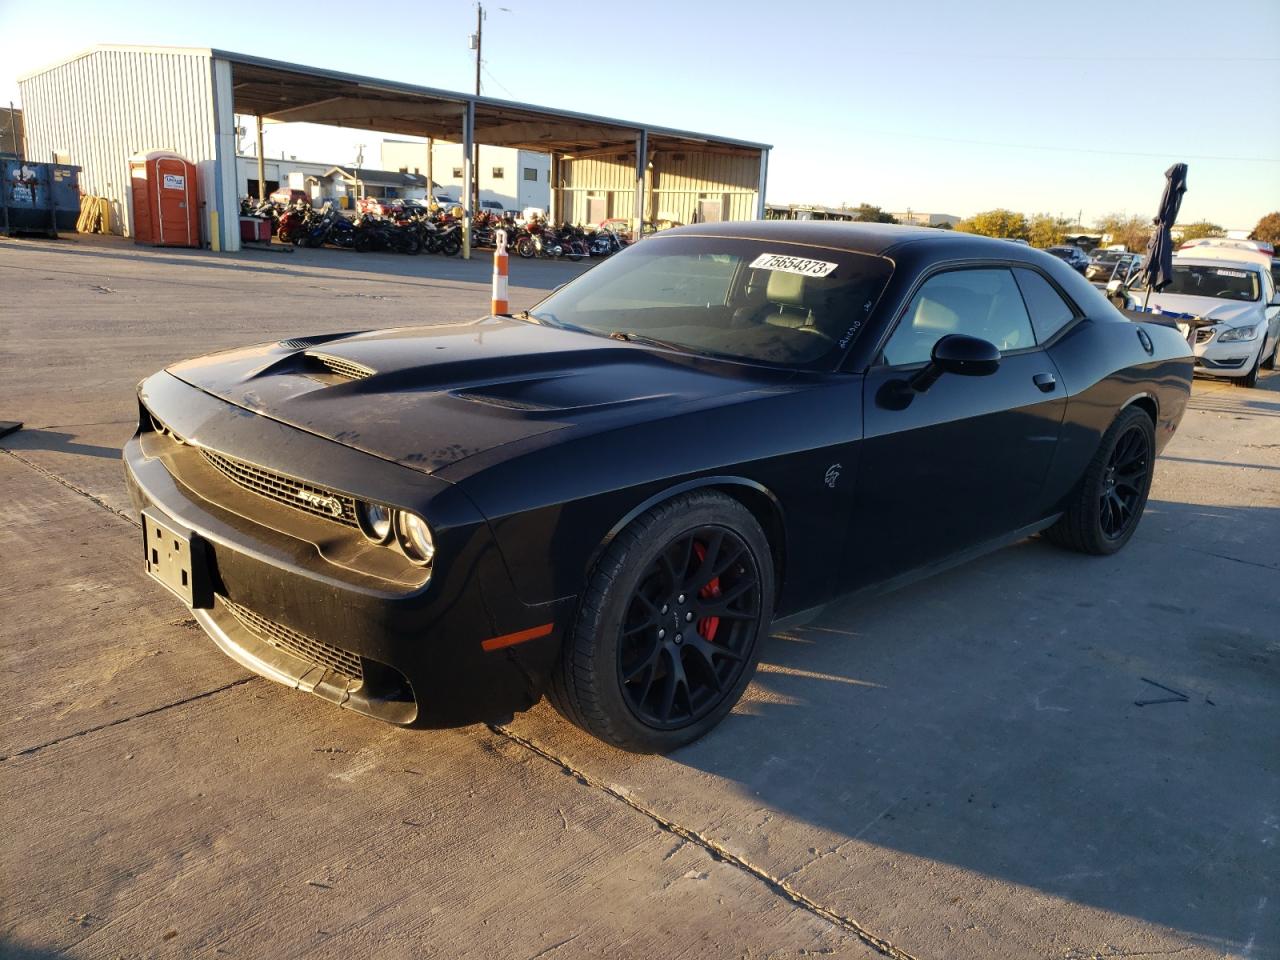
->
[771,514,1062,633]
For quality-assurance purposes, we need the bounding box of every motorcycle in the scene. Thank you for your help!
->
[589,227,624,257]
[274,201,309,244]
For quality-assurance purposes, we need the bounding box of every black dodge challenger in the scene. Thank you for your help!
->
[125,222,1193,752]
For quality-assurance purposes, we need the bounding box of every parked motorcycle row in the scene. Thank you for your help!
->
[239,198,632,260]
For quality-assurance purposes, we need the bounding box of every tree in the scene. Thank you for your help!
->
[1177,220,1224,244]
[1094,213,1151,253]
[1250,212,1280,244]
[1027,213,1073,249]
[850,203,897,223]
[956,209,1028,241]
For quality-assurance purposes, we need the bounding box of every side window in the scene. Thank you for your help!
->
[1013,268,1076,342]
[882,268,1035,366]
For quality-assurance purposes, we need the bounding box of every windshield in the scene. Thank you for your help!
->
[1166,263,1260,302]
[524,235,894,369]
[1047,248,1073,258]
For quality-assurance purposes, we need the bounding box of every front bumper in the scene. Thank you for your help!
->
[1180,324,1261,377]
[125,372,573,727]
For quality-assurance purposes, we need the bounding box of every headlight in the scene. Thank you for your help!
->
[1218,324,1258,342]
[356,501,394,544]
[396,512,435,565]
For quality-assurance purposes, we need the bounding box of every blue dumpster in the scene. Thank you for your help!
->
[1,160,81,237]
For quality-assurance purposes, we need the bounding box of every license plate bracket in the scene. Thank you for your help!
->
[142,508,213,608]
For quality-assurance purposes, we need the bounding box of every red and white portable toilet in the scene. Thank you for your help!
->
[129,151,200,247]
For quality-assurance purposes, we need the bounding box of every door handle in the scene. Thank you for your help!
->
[1033,372,1057,393]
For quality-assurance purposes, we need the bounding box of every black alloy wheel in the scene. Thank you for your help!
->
[617,527,760,729]
[548,491,774,753]
[1098,424,1151,540]
[1046,405,1156,556]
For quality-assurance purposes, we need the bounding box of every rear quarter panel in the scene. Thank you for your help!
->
[1042,317,1192,513]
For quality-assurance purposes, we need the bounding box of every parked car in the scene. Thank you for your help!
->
[1178,236,1274,258]
[596,217,634,244]
[1118,248,1280,388]
[357,196,402,217]
[269,187,309,206]
[1086,250,1144,288]
[1046,245,1090,273]
[479,200,505,213]
[125,223,1192,752]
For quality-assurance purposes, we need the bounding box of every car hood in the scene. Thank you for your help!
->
[1136,293,1259,327]
[167,318,795,475]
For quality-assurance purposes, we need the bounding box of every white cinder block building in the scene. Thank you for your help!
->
[381,139,549,213]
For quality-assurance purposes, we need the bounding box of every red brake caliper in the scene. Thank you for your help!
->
[692,542,721,642]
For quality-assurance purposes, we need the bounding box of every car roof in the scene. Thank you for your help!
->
[1175,247,1270,268]
[664,220,1034,259]
[1173,254,1265,272]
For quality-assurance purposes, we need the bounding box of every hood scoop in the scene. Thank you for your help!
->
[304,352,375,381]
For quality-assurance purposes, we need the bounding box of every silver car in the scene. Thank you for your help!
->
[1121,252,1280,388]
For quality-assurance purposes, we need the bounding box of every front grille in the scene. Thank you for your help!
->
[201,449,358,526]
[1195,328,1215,344]
[307,353,374,380]
[223,598,364,681]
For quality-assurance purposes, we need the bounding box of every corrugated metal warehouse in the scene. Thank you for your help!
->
[18,45,770,254]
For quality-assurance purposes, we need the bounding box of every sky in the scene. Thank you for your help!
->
[2,0,1277,230]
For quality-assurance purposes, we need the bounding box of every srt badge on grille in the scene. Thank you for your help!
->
[295,489,344,517]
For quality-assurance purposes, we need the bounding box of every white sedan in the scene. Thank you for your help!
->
[1120,249,1280,388]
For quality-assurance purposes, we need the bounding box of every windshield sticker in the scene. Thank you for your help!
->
[1213,269,1248,278]
[749,253,838,278]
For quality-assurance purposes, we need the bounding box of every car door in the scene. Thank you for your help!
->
[848,266,1068,587]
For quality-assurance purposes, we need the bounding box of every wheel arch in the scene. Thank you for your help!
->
[1122,392,1158,427]
[587,476,788,598]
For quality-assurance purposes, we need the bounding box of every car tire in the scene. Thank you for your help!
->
[1045,405,1155,556]
[548,491,774,753]
[1259,337,1277,371]
[1237,347,1262,388]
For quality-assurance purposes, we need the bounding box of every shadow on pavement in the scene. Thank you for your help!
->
[4,428,122,460]
[658,504,1278,955]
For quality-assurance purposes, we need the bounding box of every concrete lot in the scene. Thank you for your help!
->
[1,234,1276,960]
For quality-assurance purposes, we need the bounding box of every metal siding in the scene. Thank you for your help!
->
[18,48,217,240]
[563,149,760,225]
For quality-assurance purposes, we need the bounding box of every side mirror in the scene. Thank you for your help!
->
[909,334,1001,393]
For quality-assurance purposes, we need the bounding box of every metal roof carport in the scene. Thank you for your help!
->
[20,46,768,254]
[222,50,770,255]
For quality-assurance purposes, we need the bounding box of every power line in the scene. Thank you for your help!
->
[481,62,515,99]
[867,130,1280,164]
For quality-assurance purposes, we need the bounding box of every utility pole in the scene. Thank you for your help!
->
[470,3,484,215]
[355,143,365,204]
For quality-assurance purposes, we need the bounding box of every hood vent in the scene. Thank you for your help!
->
[305,352,375,381]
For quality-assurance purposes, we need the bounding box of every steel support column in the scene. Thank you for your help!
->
[756,148,769,220]
[634,129,648,240]
[256,116,265,203]
[462,100,475,259]
[547,151,559,223]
